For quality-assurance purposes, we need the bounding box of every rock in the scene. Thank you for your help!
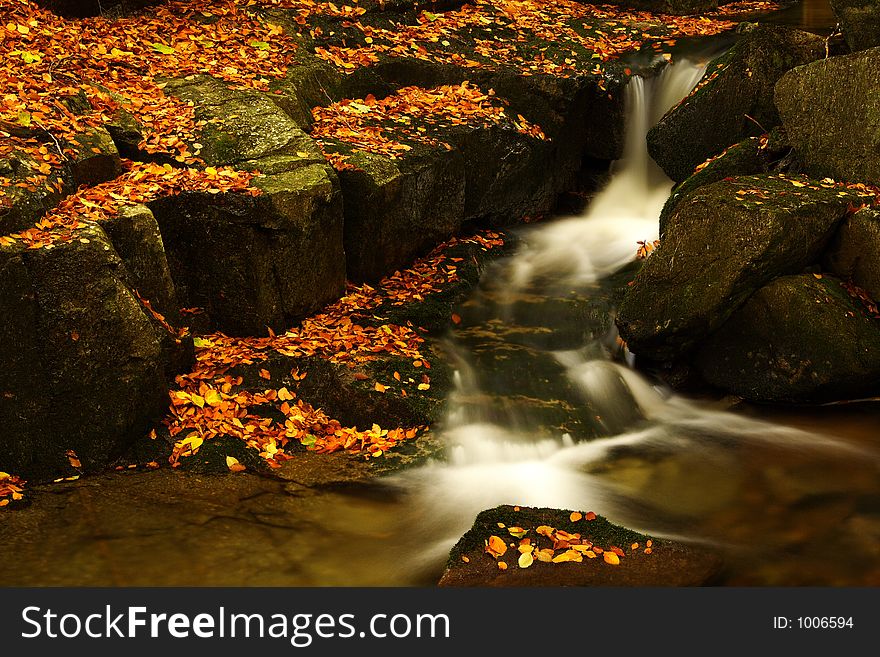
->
[143,76,346,335]
[0,153,71,235]
[696,274,880,402]
[338,148,466,283]
[164,75,329,173]
[658,129,790,235]
[101,204,179,320]
[148,164,345,336]
[830,0,880,52]
[0,224,190,481]
[824,208,880,302]
[648,25,825,182]
[66,125,122,188]
[775,46,880,184]
[438,505,723,586]
[617,175,865,361]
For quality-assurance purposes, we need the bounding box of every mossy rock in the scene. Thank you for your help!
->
[148,163,345,336]
[439,505,723,586]
[824,208,880,302]
[658,129,790,235]
[617,175,867,361]
[775,46,880,184]
[648,25,825,182]
[696,274,880,402]
[0,223,191,481]
[830,0,880,52]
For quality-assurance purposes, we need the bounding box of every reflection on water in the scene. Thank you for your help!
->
[765,0,838,32]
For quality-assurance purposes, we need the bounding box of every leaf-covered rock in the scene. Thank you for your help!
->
[696,274,880,402]
[775,46,880,184]
[648,25,825,182]
[439,505,722,586]
[658,129,790,235]
[830,0,880,52]
[617,175,868,361]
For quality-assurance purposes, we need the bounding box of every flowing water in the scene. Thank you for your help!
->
[378,57,880,586]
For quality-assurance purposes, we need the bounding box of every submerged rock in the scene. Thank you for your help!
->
[830,0,880,52]
[775,46,880,184]
[648,25,825,182]
[0,224,190,481]
[824,208,880,302]
[439,505,722,586]
[617,175,865,361]
[696,274,880,402]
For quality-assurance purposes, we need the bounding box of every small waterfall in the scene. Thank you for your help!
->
[390,58,879,579]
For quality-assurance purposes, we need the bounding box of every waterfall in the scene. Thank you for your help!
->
[389,58,876,577]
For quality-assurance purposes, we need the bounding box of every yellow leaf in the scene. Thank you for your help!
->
[552,549,583,563]
[204,389,222,406]
[507,526,528,539]
[374,382,386,393]
[226,456,246,473]
[604,551,621,565]
[569,511,583,522]
[485,535,507,558]
[190,394,205,408]
[518,551,534,569]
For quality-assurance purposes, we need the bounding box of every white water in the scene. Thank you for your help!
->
[389,59,880,578]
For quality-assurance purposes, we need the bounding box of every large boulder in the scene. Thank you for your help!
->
[696,274,880,402]
[830,0,880,52]
[149,166,344,336]
[439,505,722,586]
[648,25,825,182]
[658,130,790,235]
[824,208,880,302]
[338,148,466,283]
[0,223,190,481]
[775,47,880,184]
[617,175,867,360]
[146,76,346,335]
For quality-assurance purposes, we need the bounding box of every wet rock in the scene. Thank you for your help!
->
[439,505,723,586]
[339,147,466,283]
[830,0,880,52]
[617,175,864,361]
[148,164,345,336]
[648,25,825,182]
[775,46,880,184]
[101,203,179,320]
[658,129,790,235]
[0,224,190,481]
[696,274,880,402]
[824,208,880,302]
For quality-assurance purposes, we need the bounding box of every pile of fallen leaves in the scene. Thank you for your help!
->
[0,0,298,207]
[310,82,546,169]
[478,511,654,570]
[0,160,260,248]
[0,471,25,507]
[310,0,746,78]
[164,230,505,468]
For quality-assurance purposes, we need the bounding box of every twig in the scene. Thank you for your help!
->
[743,113,767,134]
[32,120,68,162]
[825,24,843,59]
